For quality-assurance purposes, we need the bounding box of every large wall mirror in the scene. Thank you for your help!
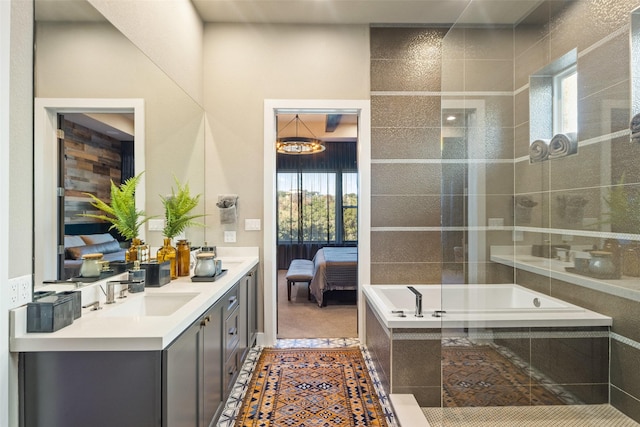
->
[33,0,206,289]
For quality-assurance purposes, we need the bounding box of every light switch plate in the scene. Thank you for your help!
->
[148,218,165,231]
[245,219,261,231]
[224,231,236,243]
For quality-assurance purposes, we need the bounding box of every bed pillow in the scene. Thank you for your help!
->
[65,240,122,260]
[64,235,86,248]
[81,233,117,245]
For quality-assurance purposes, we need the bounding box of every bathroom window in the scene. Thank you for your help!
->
[529,49,578,146]
[553,66,578,134]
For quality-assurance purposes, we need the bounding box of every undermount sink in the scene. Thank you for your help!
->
[100,293,199,317]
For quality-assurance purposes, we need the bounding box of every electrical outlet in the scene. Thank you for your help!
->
[8,275,32,308]
[224,231,236,243]
[8,278,19,308]
[17,275,32,305]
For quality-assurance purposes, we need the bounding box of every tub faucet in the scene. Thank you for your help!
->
[407,286,423,317]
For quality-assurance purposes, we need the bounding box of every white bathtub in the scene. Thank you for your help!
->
[363,284,612,329]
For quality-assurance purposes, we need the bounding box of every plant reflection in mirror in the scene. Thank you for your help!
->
[79,172,152,240]
[603,174,640,234]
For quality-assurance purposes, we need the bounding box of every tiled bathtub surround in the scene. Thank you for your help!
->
[370,0,640,422]
[365,298,610,409]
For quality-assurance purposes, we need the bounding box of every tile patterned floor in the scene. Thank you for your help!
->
[216,338,398,427]
[422,405,640,427]
[218,337,639,427]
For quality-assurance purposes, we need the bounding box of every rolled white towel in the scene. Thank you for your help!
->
[529,139,550,162]
[630,113,640,134]
[548,132,577,158]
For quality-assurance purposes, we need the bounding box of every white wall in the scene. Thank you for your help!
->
[202,23,370,334]
[89,0,204,106]
[202,23,370,247]
[3,0,33,425]
[1,3,10,425]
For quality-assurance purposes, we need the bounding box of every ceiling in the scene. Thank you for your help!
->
[36,0,547,25]
[65,113,135,142]
[192,0,544,25]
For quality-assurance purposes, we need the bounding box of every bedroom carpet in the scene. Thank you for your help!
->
[234,347,389,427]
[277,269,357,339]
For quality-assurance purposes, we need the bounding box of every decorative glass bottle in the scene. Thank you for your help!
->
[176,239,191,277]
[157,238,177,280]
[126,238,142,262]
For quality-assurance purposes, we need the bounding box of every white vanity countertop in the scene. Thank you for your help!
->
[10,247,259,353]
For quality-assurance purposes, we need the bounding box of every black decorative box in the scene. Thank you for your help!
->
[110,261,134,274]
[140,261,171,287]
[56,291,82,319]
[27,294,75,333]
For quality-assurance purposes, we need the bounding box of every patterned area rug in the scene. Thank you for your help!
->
[442,345,567,407]
[235,347,389,426]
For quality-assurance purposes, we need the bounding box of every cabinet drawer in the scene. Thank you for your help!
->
[224,307,240,361]
[222,285,239,318]
[224,349,240,393]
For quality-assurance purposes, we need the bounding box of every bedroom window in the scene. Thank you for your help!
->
[342,172,358,242]
[277,170,357,244]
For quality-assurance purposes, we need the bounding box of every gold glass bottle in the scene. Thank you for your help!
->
[126,237,142,262]
[157,238,177,280]
[176,239,191,277]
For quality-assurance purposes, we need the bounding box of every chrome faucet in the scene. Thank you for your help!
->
[407,286,423,317]
[82,301,101,311]
[105,281,131,304]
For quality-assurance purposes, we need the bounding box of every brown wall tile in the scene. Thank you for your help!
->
[464,60,514,92]
[371,231,442,263]
[392,339,441,387]
[463,28,514,60]
[611,386,640,424]
[371,163,442,195]
[371,95,441,128]
[370,27,447,61]
[611,339,640,401]
[578,32,629,100]
[372,195,441,227]
[370,262,442,284]
[371,127,441,160]
[371,59,441,91]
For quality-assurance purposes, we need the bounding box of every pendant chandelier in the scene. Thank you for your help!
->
[276,114,325,155]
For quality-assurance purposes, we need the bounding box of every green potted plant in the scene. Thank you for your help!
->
[80,172,151,262]
[157,177,206,278]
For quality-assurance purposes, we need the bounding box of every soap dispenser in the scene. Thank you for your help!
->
[128,261,146,293]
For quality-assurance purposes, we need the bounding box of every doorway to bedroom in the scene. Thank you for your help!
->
[275,112,359,339]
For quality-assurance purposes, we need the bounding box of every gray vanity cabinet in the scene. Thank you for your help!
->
[238,267,258,361]
[19,268,258,427]
[163,317,201,427]
[200,292,224,426]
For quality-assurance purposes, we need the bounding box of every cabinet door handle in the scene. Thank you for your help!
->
[228,367,236,376]
[228,296,237,306]
[200,315,211,326]
[228,327,237,336]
